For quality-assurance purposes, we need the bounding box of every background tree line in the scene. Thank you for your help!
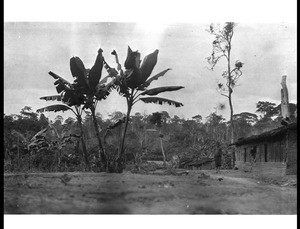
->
[4,100,296,172]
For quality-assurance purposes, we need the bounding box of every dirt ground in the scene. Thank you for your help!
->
[4,169,297,214]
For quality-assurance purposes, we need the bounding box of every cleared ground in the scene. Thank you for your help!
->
[4,169,297,214]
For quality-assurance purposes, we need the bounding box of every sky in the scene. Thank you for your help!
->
[4,0,297,124]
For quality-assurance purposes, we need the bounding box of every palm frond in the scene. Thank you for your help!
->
[139,86,184,96]
[37,104,72,113]
[140,97,183,107]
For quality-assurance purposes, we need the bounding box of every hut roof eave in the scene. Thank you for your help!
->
[230,122,297,146]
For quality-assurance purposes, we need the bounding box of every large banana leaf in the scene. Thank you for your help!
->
[124,46,140,69]
[123,46,143,89]
[40,95,62,101]
[70,57,89,92]
[48,123,60,138]
[30,128,48,141]
[48,71,72,86]
[37,104,72,113]
[88,49,104,90]
[139,86,184,96]
[139,68,171,89]
[11,130,28,143]
[48,71,73,93]
[140,97,183,107]
[140,49,159,82]
[107,117,126,130]
[95,77,117,100]
[125,68,143,89]
[61,90,85,106]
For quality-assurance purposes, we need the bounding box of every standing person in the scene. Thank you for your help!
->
[214,142,222,173]
[250,147,257,172]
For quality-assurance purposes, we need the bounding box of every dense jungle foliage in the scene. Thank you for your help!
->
[4,101,296,172]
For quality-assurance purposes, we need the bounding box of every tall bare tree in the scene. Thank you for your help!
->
[206,22,244,145]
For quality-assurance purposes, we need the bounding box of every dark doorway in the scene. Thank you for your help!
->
[264,144,268,162]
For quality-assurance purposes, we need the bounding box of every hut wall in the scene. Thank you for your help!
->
[235,161,286,176]
[286,129,297,175]
[234,124,297,175]
[235,137,287,164]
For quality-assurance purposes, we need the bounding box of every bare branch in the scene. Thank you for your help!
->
[207,54,227,70]
[221,93,229,98]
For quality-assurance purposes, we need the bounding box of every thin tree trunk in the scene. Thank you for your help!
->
[159,136,166,165]
[90,106,106,164]
[228,46,235,168]
[227,44,234,144]
[28,153,30,171]
[228,92,235,168]
[17,136,20,171]
[228,92,234,144]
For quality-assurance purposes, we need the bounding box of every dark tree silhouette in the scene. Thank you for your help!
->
[38,48,118,171]
[110,46,184,172]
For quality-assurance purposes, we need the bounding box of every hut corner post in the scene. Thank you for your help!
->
[281,75,291,173]
[280,75,290,119]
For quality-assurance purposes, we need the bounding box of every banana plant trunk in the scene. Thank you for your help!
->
[56,150,60,172]
[77,116,90,171]
[90,106,107,165]
[118,96,133,160]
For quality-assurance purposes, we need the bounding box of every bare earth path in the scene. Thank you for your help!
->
[4,170,297,214]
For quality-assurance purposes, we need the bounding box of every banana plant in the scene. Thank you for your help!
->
[38,48,118,169]
[112,46,184,171]
[68,48,118,166]
[48,122,80,171]
[28,124,79,171]
[11,130,29,170]
[37,102,91,171]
